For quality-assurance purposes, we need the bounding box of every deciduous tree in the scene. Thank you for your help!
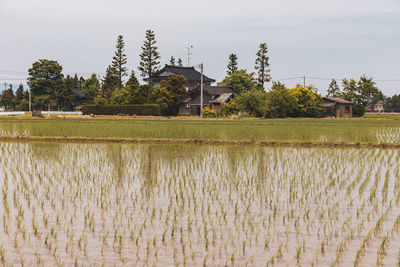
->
[288,84,324,117]
[152,74,187,115]
[385,94,400,112]
[218,69,259,94]
[28,59,64,109]
[357,75,383,106]
[327,79,341,97]
[82,74,101,102]
[234,89,268,117]
[265,82,297,118]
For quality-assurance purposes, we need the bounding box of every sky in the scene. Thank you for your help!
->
[0,0,399,95]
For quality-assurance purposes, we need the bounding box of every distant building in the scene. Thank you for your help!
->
[146,65,234,116]
[72,89,86,110]
[323,97,353,118]
[374,102,384,113]
[179,86,234,116]
[145,64,215,89]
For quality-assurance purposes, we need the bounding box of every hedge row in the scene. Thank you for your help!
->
[82,104,161,116]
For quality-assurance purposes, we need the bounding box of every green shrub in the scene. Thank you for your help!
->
[82,104,161,116]
[234,89,268,117]
[221,101,238,117]
[353,104,365,117]
[202,107,219,118]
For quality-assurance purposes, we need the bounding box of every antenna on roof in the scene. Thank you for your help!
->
[185,45,193,67]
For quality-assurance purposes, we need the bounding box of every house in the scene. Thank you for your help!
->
[374,102,384,113]
[145,64,215,89]
[72,89,86,111]
[179,86,234,116]
[323,97,353,118]
[146,65,234,116]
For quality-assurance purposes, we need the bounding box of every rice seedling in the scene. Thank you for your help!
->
[1,117,400,144]
[0,141,399,265]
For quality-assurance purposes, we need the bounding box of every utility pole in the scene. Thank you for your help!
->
[28,88,31,112]
[200,63,204,118]
[185,45,193,67]
[303,76,306,88]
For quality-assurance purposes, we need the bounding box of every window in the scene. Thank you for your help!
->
[345,105,350,113]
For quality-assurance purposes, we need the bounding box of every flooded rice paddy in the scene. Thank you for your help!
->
[1,142,400,266]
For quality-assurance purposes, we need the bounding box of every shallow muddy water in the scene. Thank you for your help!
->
[0,142,399,266]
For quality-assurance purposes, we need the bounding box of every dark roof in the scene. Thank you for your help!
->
[147,65,215,83]
[73,89,85,98]
[192,85,234,95]
[323,97,353,104]
[209,93,233,104]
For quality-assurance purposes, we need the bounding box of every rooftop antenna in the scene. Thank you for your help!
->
[186,45,193,67]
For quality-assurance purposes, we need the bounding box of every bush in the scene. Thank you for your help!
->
[82,104,161,116]
[353,104,365,117]
[221,101,238,117]
[265,82,297,118]
[234,89,268,117]
[93,95,109,105]
[202,107,219,118]
[288,84,324,117]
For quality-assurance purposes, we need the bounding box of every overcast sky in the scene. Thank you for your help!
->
[0,0,399,95]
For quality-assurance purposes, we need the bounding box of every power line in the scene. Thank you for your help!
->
[275,76,304,81]
[0,78,28,81]
[375,79,400,82]
[0,70,26,74]
[308,76,335,81]
[275,76,400,83]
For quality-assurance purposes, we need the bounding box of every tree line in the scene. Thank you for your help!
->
[211,69,324,118]
[0,30,273,114]
[0,29,390,117]
[326,77,384,116]
[0,30,162,111]
[206,56,384,117]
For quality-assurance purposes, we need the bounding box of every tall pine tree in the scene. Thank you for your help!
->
[226,53,238,76]
[126,71,140,88]
[255,43,271,88]
[57,74,77,110]
[169,56,176,66]
[16,84,24,101]
[138,30,161,84]
[112,35,128,90]
[0,85,15,110]
[138,30,161,102]
[102,65,119,98]
[177,58,183,67]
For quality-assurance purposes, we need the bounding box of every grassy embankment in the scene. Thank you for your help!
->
[0,115,400,146]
